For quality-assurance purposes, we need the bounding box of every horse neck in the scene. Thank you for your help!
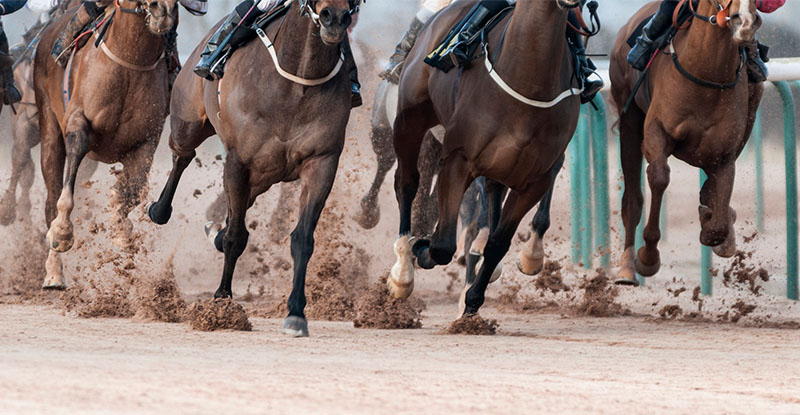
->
[105,6,164,66]
[679,1,741,81]
[493,2,570,95]
[273,5,341,79]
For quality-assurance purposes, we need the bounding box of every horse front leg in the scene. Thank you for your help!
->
[39,107,66,290]
[283,155,339,338]
[518,155,564,276]
[110,139,157,251]
[147,118,210,225]
[636,126,673,277]
[413,153,471,268]
[389,107,430,299]
[699,161,737,258]
[45,110,89,253]
[0,108,37,226]
[461,178,551,316]
[615,111,646,286]
[471,178,505,284]
[214,150,251,299]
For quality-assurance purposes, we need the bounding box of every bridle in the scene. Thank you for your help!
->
[675,0,747,29]
[298,0,364,27]
[115,0,176,29]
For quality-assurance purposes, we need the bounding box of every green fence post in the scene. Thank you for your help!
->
[700,171,713,296]
[578,107,593,268]
[778,81,798,300]
[569,119,582,264]
[591,95,611,268]
[752,109,765,232]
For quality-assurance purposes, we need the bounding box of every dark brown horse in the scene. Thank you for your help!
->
[610,0,763,285]
[389,0,583,317]
[34,0,178,289]
[147,0,359,337]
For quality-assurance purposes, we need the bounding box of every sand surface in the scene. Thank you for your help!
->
[2,302,800,415]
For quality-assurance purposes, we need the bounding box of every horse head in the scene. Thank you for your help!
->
[140,0,179,35]
[728,0,760,44]
[304,0,362,45]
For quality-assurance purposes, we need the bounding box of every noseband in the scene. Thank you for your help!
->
[298,0,364,27]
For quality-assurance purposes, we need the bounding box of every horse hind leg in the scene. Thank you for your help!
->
[283,155,339,338]
[699,162,737,258]
[472,178,505,284]
[46,111,89,253]
[0,113,38,226]
[355,125,395,229]
[518,155,564,275]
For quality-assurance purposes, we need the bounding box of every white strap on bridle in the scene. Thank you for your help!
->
[483,43,582,108]
[256,27,343,86]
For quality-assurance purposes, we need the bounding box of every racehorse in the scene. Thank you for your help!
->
[389,0,583,317]
[33,0,178,289]
[146,0,360,337]
[610,0,763,285]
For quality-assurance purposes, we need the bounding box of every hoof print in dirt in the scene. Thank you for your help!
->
[185,298,252,332]
[445,314,498,335]
[282,316,309,337]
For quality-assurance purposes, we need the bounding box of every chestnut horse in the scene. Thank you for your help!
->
[610,0,763,285]
[34,0,178,289]
[146,0,359,337]
[389,0,583,317]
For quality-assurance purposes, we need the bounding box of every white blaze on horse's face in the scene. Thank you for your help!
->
[315,0,353,45]
[730,0,758,44]
[145,0,178,35]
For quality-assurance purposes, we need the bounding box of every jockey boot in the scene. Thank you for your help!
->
[164,26,181,91]
[626,1,677,71]
[342,37,362,108]
[745,41,768,83]
[51,2,103,67]
[0,27,21,105]
[378,16,423,84]
[579,55,603,104]
[194,1,257,81]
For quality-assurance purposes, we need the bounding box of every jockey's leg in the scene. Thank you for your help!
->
[745,40,768,82]
[446,0,509,68]
[0,22,21,104]
[51,1,104,67]
[193,0,261,80]
[341,36,361,108]
[627,0,678,71]
[378,16,424,84]
[566,10,603,104]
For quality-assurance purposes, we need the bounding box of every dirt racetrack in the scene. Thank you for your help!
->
[2,301,800,414]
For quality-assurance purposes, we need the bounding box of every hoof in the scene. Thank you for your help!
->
[45,227,73,253]
[458,284,471,317]
[517,233,544,276]
[614,278,640,287]
[146,201,171,225]
[475,256,502,284]
[387,276,414,299]
[43,252,66,290]
[204,222,224,252]
[616,247,636,282]
[0,198,16,226]
[110,218,134,251]
[634,248,660,277]
[282,316,309,337]
[712,233,737,258]
[353,203,379,229]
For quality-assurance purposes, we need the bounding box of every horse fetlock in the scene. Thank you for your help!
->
[700,225,729,248]
[389,235,415,299]
[429,245,455,266]
[42,251,66,290]
[461,285,484,316]
[635,246,661,277]
[517,233,545,276]
[354,198,379,229]
[46,216,74,252]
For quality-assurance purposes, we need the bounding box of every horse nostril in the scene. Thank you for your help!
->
[319,7,334,26]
